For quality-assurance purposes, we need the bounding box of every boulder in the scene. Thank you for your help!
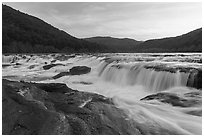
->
[52,66,91,79]
[51,60,57,63]
[69,66,91,75]
[2,79,140,135]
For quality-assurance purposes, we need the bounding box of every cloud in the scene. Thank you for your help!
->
[3,2,202,40]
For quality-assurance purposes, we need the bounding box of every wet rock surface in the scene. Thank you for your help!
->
[53,66,91,79]
[144,65,178,73]
[144,65,199,73]
[2,79,142,135]
[43,63,65,70]
[140,92,201,107]
[69,66,91,75]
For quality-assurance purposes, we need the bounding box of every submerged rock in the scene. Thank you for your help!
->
[185,110,202,116]
[72,81,93,85]
[184,91,202,98]
[2,79,140,135]
[28,65,36,69]
[52,72,70,79]
[15,63,21,65]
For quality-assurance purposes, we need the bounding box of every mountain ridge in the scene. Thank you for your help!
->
[84,36,142,52]
[137,28,202,52]
[2,4,109,53]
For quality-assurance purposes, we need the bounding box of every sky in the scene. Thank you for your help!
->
[3,2,202,41]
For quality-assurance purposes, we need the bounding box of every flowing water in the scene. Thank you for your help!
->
[2,53,202,134]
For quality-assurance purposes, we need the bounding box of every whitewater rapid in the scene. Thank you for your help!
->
[2,53,202,134]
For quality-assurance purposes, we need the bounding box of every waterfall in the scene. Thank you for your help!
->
[98,62,190,92]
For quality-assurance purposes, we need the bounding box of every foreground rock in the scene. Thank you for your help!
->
[53,66,91,79]
[2,79,141,135]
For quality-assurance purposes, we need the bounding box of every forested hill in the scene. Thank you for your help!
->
[2,5,108,53]
[85,29,202,53]
[2,4,202,53]
[84,37,142,52]
[137,28,202,52]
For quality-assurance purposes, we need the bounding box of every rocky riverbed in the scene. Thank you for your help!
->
[2,53,202,135]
